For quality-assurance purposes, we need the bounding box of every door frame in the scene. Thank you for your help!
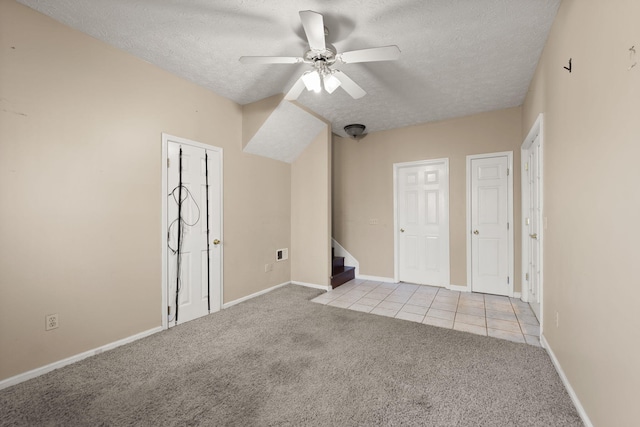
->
[393,158,450,286]
[521,114,544,321]
[465,151,514,296]
[161,133,224,330]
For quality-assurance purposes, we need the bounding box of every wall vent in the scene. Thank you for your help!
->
[276,248,288,261]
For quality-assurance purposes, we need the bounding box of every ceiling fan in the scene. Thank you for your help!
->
[239,10,401,100]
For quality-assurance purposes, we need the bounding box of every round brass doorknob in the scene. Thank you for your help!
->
[400,228,405,233]
[213,239,221,245]
[473,230,479,235]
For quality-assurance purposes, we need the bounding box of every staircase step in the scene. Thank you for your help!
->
[332,256,345,270]
[331,266,355,289]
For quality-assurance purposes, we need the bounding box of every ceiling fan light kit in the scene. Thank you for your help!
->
[302,70,322,93]
[239,10,401,101]
[323,73,341,94]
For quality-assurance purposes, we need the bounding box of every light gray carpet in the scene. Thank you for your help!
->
[0,284,582,426]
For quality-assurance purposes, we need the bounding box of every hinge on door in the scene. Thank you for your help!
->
[167,306,171,315]
[507,222,509,230]
[526,273,529,281]
[507,276,510,284]
[525,162,529,171]
[507,168,510,176]
[167,158,170,168]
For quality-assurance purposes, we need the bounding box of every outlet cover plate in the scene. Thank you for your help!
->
[46,313,59,331]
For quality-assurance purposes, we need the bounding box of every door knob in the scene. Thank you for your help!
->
[473,230,479,235]
[400,228,405,233]
[529,233,537,239]
[213,239,221,245]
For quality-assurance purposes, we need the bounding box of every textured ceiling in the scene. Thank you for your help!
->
[16,0,560,137]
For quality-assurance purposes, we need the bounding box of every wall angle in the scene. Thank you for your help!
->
[243,98,327,163]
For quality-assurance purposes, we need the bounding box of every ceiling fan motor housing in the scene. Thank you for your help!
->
[304,44,337,65]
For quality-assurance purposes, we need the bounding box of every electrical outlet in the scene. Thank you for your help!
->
[264,263,273,272]
[46,313,59,331]
[369,218,379,225]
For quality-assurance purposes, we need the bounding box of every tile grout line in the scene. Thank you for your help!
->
[511,299,526,338]
[483,294,488,332]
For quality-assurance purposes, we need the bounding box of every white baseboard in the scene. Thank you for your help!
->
[222,281,291,309]
[540,334,593,427]
[445,285,521,298]
[0,326,162,391]
[291,281,331,291]
[356,274,395,283]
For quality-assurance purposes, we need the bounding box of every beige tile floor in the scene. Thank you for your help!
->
[311,279,541,346]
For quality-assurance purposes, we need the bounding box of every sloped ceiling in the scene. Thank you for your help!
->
[244,101,327,163]
[16,0,560,137]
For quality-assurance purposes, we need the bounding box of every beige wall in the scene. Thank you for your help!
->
[241,93,284,149]
[291,127,331,287]
[333,107,522,288]
[523,0,640,425]
[0,0,291,380]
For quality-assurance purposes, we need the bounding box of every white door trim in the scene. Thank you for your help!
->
[161,133,224,330]
[465,151,514,295]
[393,158,450,286]
[521,114,544,325]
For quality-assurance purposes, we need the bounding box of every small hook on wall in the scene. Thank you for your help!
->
[629,46,636,70]
[563,58,572,73]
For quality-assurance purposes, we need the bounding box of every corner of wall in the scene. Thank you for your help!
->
[291,125,331,287]
[241,93,285,149]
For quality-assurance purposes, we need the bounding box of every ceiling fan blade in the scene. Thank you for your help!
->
[284,76,306,101]
[299,10,326,51]
[338,45,401,63]
[239,56,303,64]
[333,70,366,99]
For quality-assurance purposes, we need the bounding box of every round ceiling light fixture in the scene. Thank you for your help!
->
[344,124,366,139]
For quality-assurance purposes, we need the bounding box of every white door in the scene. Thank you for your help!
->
[526,135,541,319]
[167,140,222,326]
[469,155,510,296]
[396,159,450,287]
